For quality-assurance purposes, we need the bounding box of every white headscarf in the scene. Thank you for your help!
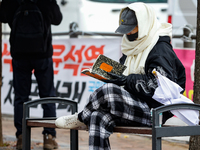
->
[119,2,172,75]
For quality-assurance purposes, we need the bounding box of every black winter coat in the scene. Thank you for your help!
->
[0,0,62,59]
[120,36,186,122]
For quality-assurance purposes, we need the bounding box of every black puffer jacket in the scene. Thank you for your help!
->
[120,36,186,121]
[0,0,62,60]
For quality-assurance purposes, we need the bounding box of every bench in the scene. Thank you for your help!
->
[22,97,200,150]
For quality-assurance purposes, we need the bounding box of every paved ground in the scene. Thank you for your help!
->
[1,115,189,150]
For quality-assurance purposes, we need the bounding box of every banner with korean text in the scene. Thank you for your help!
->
[1,38,122,117]
[1,38,195,117]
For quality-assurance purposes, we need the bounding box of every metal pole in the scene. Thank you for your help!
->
[183,24,195,48]
[69,22,79,38]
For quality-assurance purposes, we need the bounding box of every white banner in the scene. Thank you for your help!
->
[1,38,122,117]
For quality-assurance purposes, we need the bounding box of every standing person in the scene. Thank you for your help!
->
[0,0,62,149]
[56,2,186,150]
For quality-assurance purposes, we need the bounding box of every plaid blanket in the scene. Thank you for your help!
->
[79,83,151,150]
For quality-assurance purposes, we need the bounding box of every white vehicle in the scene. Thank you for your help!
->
[77,0,168,33]
[2,0,168,37]
[167,0,197,48]
[51,0,168,34]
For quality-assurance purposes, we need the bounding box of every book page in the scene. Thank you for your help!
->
[81,68,92,74]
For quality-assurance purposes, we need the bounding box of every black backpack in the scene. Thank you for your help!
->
[10,0,47,54]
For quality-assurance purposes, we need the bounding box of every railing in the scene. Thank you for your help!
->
[2,22,197,48]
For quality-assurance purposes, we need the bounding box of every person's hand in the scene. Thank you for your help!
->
[103,72,127,86]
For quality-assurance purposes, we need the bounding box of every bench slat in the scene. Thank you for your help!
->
[27,120,56,128]
[27,120,152,134]
[114,126,152,134]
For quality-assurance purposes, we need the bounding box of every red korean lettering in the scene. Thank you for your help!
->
[2,43,10,57]
[64,45,86,63]
[74,45,85,63]
[53,45,65,56]
[52,45,66,74]
[4,59,13,72]
[84,45,104,61]
[63,45,76,62]
[53,58,62,74]
[64,64,79,76]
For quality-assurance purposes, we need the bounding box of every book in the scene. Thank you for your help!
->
[81,54,127,81]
